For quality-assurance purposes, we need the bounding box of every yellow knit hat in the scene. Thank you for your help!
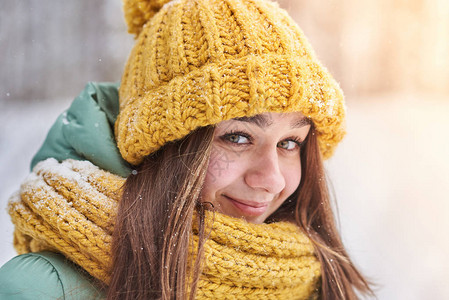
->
[117,0,346,165]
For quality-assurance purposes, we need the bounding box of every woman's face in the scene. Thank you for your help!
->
[201,112,311,224]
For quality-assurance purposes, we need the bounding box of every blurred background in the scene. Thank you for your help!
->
[1,0,448,298]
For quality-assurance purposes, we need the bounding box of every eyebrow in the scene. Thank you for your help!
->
[234,114,311,129]
[234,115,273,128]
[291,117,312,128]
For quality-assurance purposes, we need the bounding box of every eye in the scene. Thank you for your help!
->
[277,139,301,150]
[221,131,251,144]
[225,134,249,144]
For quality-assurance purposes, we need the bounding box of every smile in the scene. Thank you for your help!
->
[223,195,270,216]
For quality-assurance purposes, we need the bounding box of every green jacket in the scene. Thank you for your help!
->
[0,82,128,299]
[30,81,131,177]
[0,252,104,299]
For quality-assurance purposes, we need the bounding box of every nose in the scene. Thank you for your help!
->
[244,147,285,194]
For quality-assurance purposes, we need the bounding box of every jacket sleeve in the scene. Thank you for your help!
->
[0,252,104,300]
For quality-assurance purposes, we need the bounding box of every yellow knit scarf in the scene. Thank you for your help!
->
[9,158,321,299]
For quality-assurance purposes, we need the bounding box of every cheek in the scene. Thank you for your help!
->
[205,147,236,183]
[201,147,241,199]
[282,161,302,196]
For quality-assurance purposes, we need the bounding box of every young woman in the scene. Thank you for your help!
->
[0,0,373,299]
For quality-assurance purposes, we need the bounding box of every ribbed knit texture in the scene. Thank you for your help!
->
[117,0,346,165]
[9,158,321,299]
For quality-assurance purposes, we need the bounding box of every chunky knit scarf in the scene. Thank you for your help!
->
[9,158,321,299]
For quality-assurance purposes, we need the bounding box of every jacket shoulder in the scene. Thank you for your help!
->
[30,81,131,178]
[0,251,105,299]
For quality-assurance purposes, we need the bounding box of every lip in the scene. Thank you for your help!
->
[223,195,270,216]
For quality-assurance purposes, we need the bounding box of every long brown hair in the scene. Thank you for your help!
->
[107,126,215,299]
[107,124,373,299]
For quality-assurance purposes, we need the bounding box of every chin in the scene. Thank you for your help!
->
[232,213,268,224]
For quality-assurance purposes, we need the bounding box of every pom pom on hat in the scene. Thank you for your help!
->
[123,0,172,36]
